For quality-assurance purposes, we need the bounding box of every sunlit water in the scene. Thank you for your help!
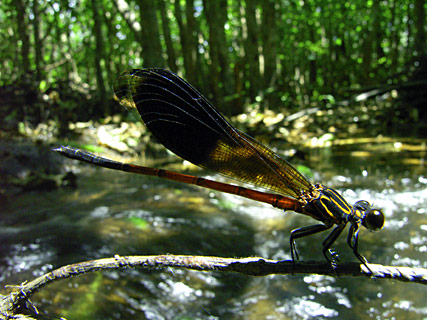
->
[0,141,426,319]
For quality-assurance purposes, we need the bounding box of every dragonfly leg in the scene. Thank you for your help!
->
[290,223,333,263]
[347,223,374,274]
[321,224,346,269]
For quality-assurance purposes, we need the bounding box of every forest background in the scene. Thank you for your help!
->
[0,0,426,136]
[1,1,427,319]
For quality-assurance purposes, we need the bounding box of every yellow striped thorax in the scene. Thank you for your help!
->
[303,185,352,223]
[302,184,385,231]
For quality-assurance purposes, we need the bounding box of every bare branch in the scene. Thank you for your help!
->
[1,254,426,319]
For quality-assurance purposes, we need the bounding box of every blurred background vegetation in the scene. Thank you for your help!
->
[1,3,426,319]
[0,0,425,135]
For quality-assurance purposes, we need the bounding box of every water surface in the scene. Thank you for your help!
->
[0,138,426,319]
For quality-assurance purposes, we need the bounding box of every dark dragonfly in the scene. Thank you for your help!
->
[56,68,385,268]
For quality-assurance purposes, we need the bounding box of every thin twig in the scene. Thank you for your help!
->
[1,254,426,319]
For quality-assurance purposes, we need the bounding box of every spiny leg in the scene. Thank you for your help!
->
[347,222,373,274]
[321,224,347,269]
[290,223,333,263]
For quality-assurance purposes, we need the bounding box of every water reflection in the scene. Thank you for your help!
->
[0,141,426,319]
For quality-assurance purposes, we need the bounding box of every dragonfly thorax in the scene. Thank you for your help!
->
[301,185,353,224]
[301,185,385,232]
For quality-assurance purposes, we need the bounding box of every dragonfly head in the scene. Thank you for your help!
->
[354,200,385,231]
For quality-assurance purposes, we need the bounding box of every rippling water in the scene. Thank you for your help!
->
[0,140,426,319]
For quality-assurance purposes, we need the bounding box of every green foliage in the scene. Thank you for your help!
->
[54,142,106,154]
[296,164,314,179]
[61,273,103,319]
[216,198,238,210]
[0,0,425,123]
[127,216,149,230]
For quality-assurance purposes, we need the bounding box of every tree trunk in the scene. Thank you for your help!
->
[413,0,426,57]
[203,0,233,114]
[185,0,201,85]
[101,8,116,83]
[174,0,197,84]
[32,0,43,81]
[138,0,164,67]
[13,0,31,75]
[261,0,277,88]
[158,0,178,73]
[243,0,261,103]
[91,0,107,109]
[261,0,278,109]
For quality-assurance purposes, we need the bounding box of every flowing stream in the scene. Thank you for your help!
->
[0,139,426,319]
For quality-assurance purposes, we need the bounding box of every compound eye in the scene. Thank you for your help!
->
[363,209,385,231]
[354,200,370,211]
